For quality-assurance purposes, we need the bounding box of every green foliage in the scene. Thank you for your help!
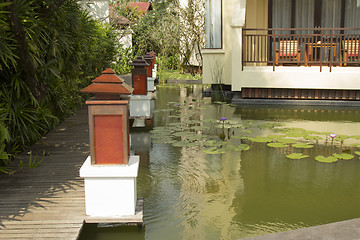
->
[111,46,135,74]
[28,152,44,169]
[0,0,117,169]
[112,0,204,72]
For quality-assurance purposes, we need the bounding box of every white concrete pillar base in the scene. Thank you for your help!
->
[147,77,155,92]
[129,93,152,118]
[79,155,139,217]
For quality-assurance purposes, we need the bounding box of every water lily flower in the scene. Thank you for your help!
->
[329,133,337,139]
[220,117,227,121]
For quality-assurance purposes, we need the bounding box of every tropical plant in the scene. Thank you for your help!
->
[0,0,117,171]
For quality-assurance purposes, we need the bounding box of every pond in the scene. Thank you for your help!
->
[79,84,360,240]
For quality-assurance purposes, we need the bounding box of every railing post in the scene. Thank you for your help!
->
[273,29,276,71]
[330,29,333,72]
[320,28,323,72]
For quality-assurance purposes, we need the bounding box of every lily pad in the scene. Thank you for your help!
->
[226,120,240,125]
[204,140,227,147]
[172,132,193,137]
[168,115,181,119]
[248,136,273,143]
[304,130,321,135]
[292,143,314,149]
[355,151,360,156]
[287,153,309,159]
[202,119,219,123]
[332,153,354,160]
[304,135,323,141]
[267,134,286,140]
[172,141,199,147]
[315,156,338,163]
[351,135,360,140]
[191,125,209,131]
[202,147,226,154]
[150,134,172,139]
[153,139,177,144]
[230,124,245,129]
[283,127,306,133]
[286,132,306,138]
[277,138,297,144]
[227,144,250,151]
[186,135,206,142]
[267,142,289,148]
[232,136,250,140]
[215,124,232,129]
[258,122,285,129]
[334,135,350,142]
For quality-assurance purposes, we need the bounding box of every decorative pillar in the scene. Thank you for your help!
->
[143,53,154,78]
[79,68,140,217]
[144,53,156,92]
[129,56,152,118]
[148,51,157,79]
[130,56,148,95]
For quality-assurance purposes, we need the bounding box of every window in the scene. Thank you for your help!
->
[205,0,222,48]
[345,0,360,33]
[270,0,343,31]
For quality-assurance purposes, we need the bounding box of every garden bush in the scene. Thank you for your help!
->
[0,0,117,172]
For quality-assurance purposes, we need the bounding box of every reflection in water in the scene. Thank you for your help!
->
[79,85,360,240]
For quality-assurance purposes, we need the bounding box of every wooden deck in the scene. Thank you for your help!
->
[0,106,90,240]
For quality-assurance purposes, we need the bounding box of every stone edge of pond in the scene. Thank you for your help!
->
[232,94,360,107]
[166,79,203,84]
[238,217,360,240]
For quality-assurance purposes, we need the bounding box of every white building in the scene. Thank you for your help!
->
[202,0,360,100]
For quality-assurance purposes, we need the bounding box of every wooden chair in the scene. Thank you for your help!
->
[275,40,301,66]
[341,39,359,66]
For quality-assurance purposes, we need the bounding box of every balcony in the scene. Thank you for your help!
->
[242,28,360,71]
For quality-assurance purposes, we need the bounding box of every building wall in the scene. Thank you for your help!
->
[115,29,132,49]
[78,0,109,23]
[203,0,360,93]
[245,0,267,29]
[202,0,234,85]
[233,66,360,91]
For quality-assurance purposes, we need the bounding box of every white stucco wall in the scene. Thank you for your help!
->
[202,0,233,85]
[115,29,132,49]
[233,66,360,91]
[78,0,109,23]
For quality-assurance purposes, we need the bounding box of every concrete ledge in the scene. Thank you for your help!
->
[232,95,360,107]
[240,218,360,240]
[80,156,139,178]
[166,79,203,84]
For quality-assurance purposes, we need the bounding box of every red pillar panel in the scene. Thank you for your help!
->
[93,115,124,164]
[133,74,147,95]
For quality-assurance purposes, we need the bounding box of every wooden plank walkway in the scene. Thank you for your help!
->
[0,105,90,240]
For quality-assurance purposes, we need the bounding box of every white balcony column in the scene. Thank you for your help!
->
[231,0,246,90]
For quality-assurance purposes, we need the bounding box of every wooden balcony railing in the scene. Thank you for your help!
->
[242,28,360,71]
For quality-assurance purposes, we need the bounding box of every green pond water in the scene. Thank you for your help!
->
[79,84,360,240]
